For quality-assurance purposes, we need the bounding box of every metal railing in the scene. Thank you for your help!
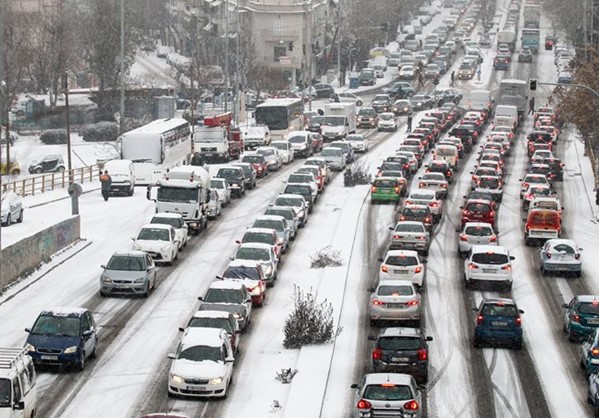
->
[1,165,101,197]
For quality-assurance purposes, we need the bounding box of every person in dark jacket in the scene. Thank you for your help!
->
[406,112,413,132]
[100,170,112,201]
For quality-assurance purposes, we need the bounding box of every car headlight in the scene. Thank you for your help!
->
[64,345,78,354]
[25,343,35,353]
[233,312,242,319]
[134,277,146,283]
[101,275,112,283]
[170,374,184,384]
[209,377,223,385]
[298,210,305,218]
[131,242,141,250]
[264,265,273,276]
[161,245,171,252]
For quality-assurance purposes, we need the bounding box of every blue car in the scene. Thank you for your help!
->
[25,307,98,371]
[473,298,523,349]
[562,295,599,342]
[581,328,599,375]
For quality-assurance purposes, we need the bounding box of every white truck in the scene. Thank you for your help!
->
[320,103,357,142]
[497,79,528,119]
[193,113,243,163]
[468,89,493,116]
[494,105,519,130]
[497,28,517,52]
[0,347,37,418]
[146,165,211,234]
[239,125,271,150]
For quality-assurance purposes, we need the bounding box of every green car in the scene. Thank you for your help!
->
[370,177,402,204]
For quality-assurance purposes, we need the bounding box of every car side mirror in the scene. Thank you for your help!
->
[367,287,375,292]
[13,401,25,411]
[197,296,204,301]
[178,327,185,332]
[519,309,525,314]
[377,257,384,262]
[510,256,515,260]
[459,206,463,209]
[350,383,358,389]
[561,303,568,309]
[426,336,433,341]
[167,353,176,360]
[522,218,527,222]
[100,265,106,269]
[215,275,223,280]
[131,237,135,241]
[518,178,523,181]
[388,226,394,231]
[25,328,31,333]
[235,240,241,244]
[225,356,235,363]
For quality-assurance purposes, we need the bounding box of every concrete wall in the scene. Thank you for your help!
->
[0,216,80,288]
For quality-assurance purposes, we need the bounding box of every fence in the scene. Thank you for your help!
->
[1,165,101,197]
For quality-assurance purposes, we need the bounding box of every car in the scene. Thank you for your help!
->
[288,171,318,196]
[493,53,510,70]
[1,190,24,226]
[474,175,503,203]
[270,141,295,164]
[457,62,475,79]
[370,177,402,204]
[464,245,514,290]
[368,327,433,383]
[305,115,325,133]
[518,47,533,62]
[519,174,550,199]
[198,280,253,330]
[522,183,553,210]
[393,99,412,116]
[405,189,443,222]
[581,328,599,375]
[418,172,448,198]
[219,259,267,306]
[351,373,423,418]
[209,177,232,206]
[388,221,430,255]
[563,296,599,342]
[296,165,325,192]
[539,239,582,277]
[286,131,314,158]
[425,160,454,183]
[99,250,157,297]
[251,214,292,252]
[256,146,283,171]
[368,280,422,327]
[432,88,463,106]
[232,242,279,285]
[265,206,300,240]
[371,94,393,113]
[274,194,309,227]
[167,328,234,398]
[557,72,573,84]
[240,153,269,178]
[180,310,240,353]
[457,222,497,257]
[283,182,315,211]
[131,224,179,265]
[410,95,434,111]
[328,141,355,163]
[231,162,257,190]
[377,112,397,131]
[378,250,426,287]
[27,154,66,174]
[383,82,415,100]
[151,212,189,250]
[313,83,335,98]
[310,133,324,153]
[237,226,284,260]
[399,64,416,80]
[331,91,363,106]
[398,204,433,232]
[359,68,377,86]
[472,298,524,349]
[344,133,369,152]
[460,198,496,226]
[357,107,379,128]
[214,166,246,198]
[423,63,440,79]
[25,307,98,370]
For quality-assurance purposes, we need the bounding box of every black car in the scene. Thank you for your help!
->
[369,327,433,383]
[371,94,393,113]
[410,94,434,111]
[231,163,257,190]
[542,157,564,181]
[313,83,335,99]
[306,115,325,132]
[449,124,478,150]
[383,82,415,100]
[426,160,454,183]
[385,156,412,179]
[215,167,246,197]
[433,88,463,106]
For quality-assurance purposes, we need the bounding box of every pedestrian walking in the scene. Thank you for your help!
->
[100,170,112,201]
[191,152,204,166]
[418,39,423,50]
[334,93,340,103]
[528,97,536,115]
[406,112,413,132]
[450,70,455,87]
[418,72,424,88]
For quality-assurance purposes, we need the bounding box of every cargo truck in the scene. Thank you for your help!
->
[320,103,357,142]
[497,79,528,120]
[523,4,541,29]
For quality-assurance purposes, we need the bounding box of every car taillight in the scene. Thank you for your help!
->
[357,399,372,410]
[381,265,389,273]
[525,194,533,200]
[404,400,419,411]
[477,314,484,325]
[430,202,438,207]
[490,235,497,242]
[468,263,478,270]
[490,211,495,217]
[442,183,448,188]
[414,266,422,273]
[372,299,385,306]
[393,235,402,239]
[463,210,471,216]
[405,200,412,205]
[571,313,580,323]
[575,253,581,260]
[546,252,552,259]
[424,216,431,223]
[407,300,419,306]
[418,348,428,361]
[400,215,406,221]
[371,186,377,193]
[419,182,426,188]
[372,348,383,360]
[501,265,511,270]
[460,234,468,241]
[515,315,522,327]
[593,348,599,357]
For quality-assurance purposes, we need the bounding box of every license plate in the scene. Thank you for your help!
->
[41,355,58,360]
[483,269,496,274]
[387,303,405,308]
[492,321,508,326]
[394,270,408,274]
[392,357,410,362]
[186,386,206,392]
[588,318,599,325]
[380,189,391,193]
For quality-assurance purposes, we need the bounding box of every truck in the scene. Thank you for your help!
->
[497,28,517,52]
[497,79,528,120]
[521,28,541,53]
[193,112,243,163]
[146,165,211,234]
[0,347,37,418]
[320,103,357,142]
[468,90,494,118]
[523,4,541,28]
[494,105,519,129]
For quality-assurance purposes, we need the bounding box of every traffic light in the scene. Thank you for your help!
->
[288,42,294,51]
[529,78,537,91]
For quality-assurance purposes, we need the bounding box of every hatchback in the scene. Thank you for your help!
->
[150,213,189,250]
[232,242,279,285]
[351,373,423,418]
[562,296,599,342]
[100,250,157,297]
[25,307,98,371]
[457,222,497,257]
[198,281,253,330]
[220,259,267,306]
[378,112,398,131]
[274,194,309,227]
[378,250,425,287]
[371,177,402,204]
[473,298,524,349]
[464,245,514,290]
[181,310,240,353]
[368,327,432,383]
[251,215,291,250]
[474,176,503,203]
[581,328,599,375]
[539,239,582,277]
[368,280,421,327]
[418,172,448,198]
[389,221,430,255]
[398,204,433,232]
[460,199,496,226]
[240,153,269,177]
[1,191,24,226]
[131,224,179,265]
[405,189,443,222]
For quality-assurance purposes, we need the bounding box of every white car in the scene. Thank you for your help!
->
[464,245,514,290]
[1,191,24,226]
[256,146,283,171]
[287,172,319,198]
[305,157,331,183]
[232,242,279,284]
[457,222,497,257]
[270,141,295,163]
[399,64,416,80]
[351,373,423,418]
[405,189,444,222]
[150,212,189,250]
[132,223,179,265]
[345,134,370,152]
[208,188,223,219]
[167,328,234,398]
[209,177,231,206]
[377,112,397,132]
[378,249,426,287]
[331,92,364,106]
[417,172,448,198]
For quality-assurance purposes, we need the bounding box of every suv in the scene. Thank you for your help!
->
[473,298,524,349]
[286,131,314,158]
[25,307,98,371]
[100,250,157,297]
[383,82,415,100]
[313,83,335,99]
[0,348,37,417]
[368,327,433,383]
[357,108,379,128]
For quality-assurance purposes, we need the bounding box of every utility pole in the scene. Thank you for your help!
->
[584,0,589,62]
[234,5,240,123]
[308,4,313,111]
[0,0,5,253]
[64,74,73,183]
[224,1,230,113]
[119,0,125,135]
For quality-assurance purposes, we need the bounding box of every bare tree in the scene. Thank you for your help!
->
[246,64,289,95]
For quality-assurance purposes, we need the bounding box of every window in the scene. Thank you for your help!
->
[12,378,21,403]
[274,46,287,62]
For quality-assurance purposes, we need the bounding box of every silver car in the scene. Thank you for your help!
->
[389,221,430,255]
[274,194,309,227]
[457,222,497,257]
[100,250,156,297]
[256,146,283,171]
[351,373,423,418]
[265,206,300,240]
[539,239,583,277]
[1,191,24,226]
[369,280,422,326]
[209,177,232,206]
[232,242,279,284]
[251,215,291,253]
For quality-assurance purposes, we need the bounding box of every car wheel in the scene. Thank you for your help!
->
[568,329,577,343]
[464,275,472,289]
[540,264,546,275]
[2,214,10,226]
[356,100,363,106]
[76,351,85,371]
[17,210,23,223]
[34,167,42,174]
[513,340,522,350]
[90,344,97,359]
[57,166,65,173]
[100,290,107,297]
[142,283,150,298]
[473,337,482,348]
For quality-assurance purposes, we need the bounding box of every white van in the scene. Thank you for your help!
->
[0,348,37,418]
[104,159,135,196]
[434,144,459,168]
[402,25,415,36]
[468,90,493,114]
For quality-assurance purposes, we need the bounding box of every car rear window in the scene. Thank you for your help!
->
[385,256,419,266]
[579,303,599,315]
[479,178,499,188]
[466,203,491,212]
[378,285,414,296]
[396,224,425,233]
[464,226,493,236]
[529,211,559,224]
[471,252,509,264]
[481,304,518,316]
[253,219,283,231]
[552,244,575,254]
[363,385,413,401]
[374,179,397,188]
[379,336,422,351]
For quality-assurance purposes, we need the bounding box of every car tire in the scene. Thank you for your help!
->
[76,352,85,371]
[17,210,23,223]
[513,340,522,350]
[540,265,546,275]
[464,275,472,289]
[356,100,363,106]
[100,290,107,297]
[57,166,65,173]
[143,284,150,298]
[2,214,10,226]
[473,337,482,348]
[369,319,378,327]
[567,329,577,343]
[34,167,42,174]
[90,344,97,359]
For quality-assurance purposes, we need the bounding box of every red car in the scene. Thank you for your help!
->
[311,133,324,152]
[241,153,269,178]
[460,199,496,226]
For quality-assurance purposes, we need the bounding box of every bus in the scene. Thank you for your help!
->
[116,118,192,185]
[254,98,304,140]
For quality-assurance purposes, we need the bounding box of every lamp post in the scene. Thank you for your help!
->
[119,0,125,135]
[64,73,73,184]
[224,1,230,113]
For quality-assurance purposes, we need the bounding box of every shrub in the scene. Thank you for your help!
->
[39,129,67,144]
[81,122,119,142]
[310,245,343,268]
[344,160,371,187]
[283,285,341,349]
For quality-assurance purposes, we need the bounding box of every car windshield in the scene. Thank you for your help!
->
[471,252,509,265]
[363,384,413,401]
[285,185,311,195]
[151,217,182,229]
[31,315,81,337]
[275,197,302,207]
[464,226,493,236]
[106,255,145,271]
[289,174,312,183]
[205,288,243,304]
[379,337,422,351]
[272,142,288,151]
[243,232,276,245]
[137,228,170,241]
[0,378,11,407]
[481,304,518,316]
[217,168,242,179]
[385,256,418,266]
[321,148,341,157]
[236,247,271,261]
[288,136,307,144]
[177,345,222,362]
[223,266,261,280]
[188,317,233,334]
[378,285,414,296]
[530,187,551,196]
[242,155,264,164]
[396,223,424,233]
[209,179,225,189]
[156,187,198,203]
[266,209,293,221]
[579,303,599,315]
[380,114,394,121]
[479,178,500,188]
[257,149,275,156]
[403,207,428,217]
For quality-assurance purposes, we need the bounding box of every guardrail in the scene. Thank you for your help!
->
[1,165,101,197]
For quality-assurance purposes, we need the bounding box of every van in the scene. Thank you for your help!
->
[0,348,37,418]
[434,144,459,168]
[468,90,493,116]
[104,159,135,196]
